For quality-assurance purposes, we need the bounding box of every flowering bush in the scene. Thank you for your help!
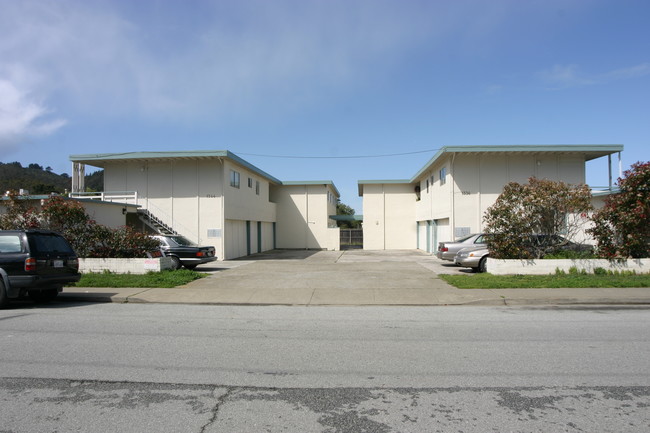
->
[483,178,593,259]
[588,161,650,258]
[1,193,160,258]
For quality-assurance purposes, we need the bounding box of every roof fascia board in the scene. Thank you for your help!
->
[281,180,340,197]
[357,179,412,196]
[409,144,624,182]
[69,150,283,184]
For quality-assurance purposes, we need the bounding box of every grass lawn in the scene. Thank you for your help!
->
[69,269,209,288]
[440,273,650,289]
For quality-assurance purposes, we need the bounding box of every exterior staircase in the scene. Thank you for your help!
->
[137,209,178,235]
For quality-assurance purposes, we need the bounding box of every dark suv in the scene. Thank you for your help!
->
[0,230,81,307]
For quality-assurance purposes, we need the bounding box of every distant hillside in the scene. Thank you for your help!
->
[0,162,104,194]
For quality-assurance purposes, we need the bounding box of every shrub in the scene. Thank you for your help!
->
[588,161,650,258]
[483,178,593,259]
[593,267,607,276]
[1,193,159,258]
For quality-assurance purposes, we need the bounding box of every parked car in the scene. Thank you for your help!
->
[436,233,488,261]
[0,229,81,307]
[454,246,489,273]
[453,234,594,273]
[152,235,217,270]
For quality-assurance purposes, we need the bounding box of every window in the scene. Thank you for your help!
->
[439,167,447,185]
[255,180,260,195]
[230,170,240,188]
[248,177,253,188]
[426,179,429,192]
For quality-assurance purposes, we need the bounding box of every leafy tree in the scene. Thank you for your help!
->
[588,161,650,258]
[336,201,361,229]
[483,177,593,259]
[0,161,101,194]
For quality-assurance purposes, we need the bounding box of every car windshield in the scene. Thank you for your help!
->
[166,236,197,247]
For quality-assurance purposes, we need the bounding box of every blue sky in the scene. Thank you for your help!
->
[1,0,648,212]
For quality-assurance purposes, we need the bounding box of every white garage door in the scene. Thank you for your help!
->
[224,219,247,260]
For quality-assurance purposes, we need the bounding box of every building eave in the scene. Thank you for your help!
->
[409,144,624,183]
[69,150,283,184]
[281,180,340,198]
[357,179,412,196]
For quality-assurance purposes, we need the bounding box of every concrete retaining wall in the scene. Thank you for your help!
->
[487,258,650,275]
[79,257,173,274]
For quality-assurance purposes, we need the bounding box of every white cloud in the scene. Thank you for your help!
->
[0,0,454,121]
[538,64,596,88]
[0,78,66,152]
[539,63,650,88]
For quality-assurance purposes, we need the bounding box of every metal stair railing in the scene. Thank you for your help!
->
[141,201,199,242]
[137,208,178,235]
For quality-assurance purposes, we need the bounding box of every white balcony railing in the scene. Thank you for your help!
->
[69,191,138,205]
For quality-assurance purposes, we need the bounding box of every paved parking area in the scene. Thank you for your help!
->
[127,249,500,305]
[62,249,650,306]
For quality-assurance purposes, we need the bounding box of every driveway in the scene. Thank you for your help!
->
[62,249,650,306]
[129,249,491,306]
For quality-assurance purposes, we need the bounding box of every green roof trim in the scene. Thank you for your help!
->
[68,150,346,193]
[281,180,340,197]
[330,214,363,221]
[69,150,282,184]
[357,179,412,196]
[410,144,624,182]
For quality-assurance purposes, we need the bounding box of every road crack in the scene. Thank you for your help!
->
[199,386,234,433]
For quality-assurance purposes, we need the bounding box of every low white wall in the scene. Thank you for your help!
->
[488,258,650,275]
[79,257,173,274]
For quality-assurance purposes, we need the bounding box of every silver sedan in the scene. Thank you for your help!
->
[436,233,487,261]
[454,246,489,272]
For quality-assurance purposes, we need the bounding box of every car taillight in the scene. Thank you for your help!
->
[196,252,205,257]
[441,247,448,252]
[68,258,79,270]
[25,257,37,272]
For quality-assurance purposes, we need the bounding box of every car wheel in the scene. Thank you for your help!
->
[184,264,197,270]
[478,257,488,273]
[0,280,8,309]
[170,256,182,270]
[28,288,58,303]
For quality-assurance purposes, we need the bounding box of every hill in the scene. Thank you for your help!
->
[0,162,104,194]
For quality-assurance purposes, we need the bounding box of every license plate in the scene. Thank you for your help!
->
[53,260,64,268]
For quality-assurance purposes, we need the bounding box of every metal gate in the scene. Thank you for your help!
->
[340,229,363,250]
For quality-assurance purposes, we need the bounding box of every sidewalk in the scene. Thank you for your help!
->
[60,250,650,307]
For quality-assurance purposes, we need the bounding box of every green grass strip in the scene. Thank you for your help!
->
[71,269,209,288]
[440,273,650,289]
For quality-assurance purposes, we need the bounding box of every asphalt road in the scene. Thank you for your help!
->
[1,303,649,432]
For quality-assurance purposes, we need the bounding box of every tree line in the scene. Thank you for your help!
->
[0,161,103,194]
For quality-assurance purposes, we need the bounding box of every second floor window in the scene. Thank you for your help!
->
[439,167,447,185]
[230,170,240,188]
[255,181,260,195]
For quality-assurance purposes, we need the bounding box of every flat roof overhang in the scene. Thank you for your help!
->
[330,214,363,222]
[410,144,624,183]
[357,179,412,196]
[69,150,283,184]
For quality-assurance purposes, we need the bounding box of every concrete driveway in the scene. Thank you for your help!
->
[130,249,496,305]
[62,249,650,306]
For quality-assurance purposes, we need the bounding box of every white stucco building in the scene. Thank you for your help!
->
[69,151,340,260]
[358,145,624,252]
